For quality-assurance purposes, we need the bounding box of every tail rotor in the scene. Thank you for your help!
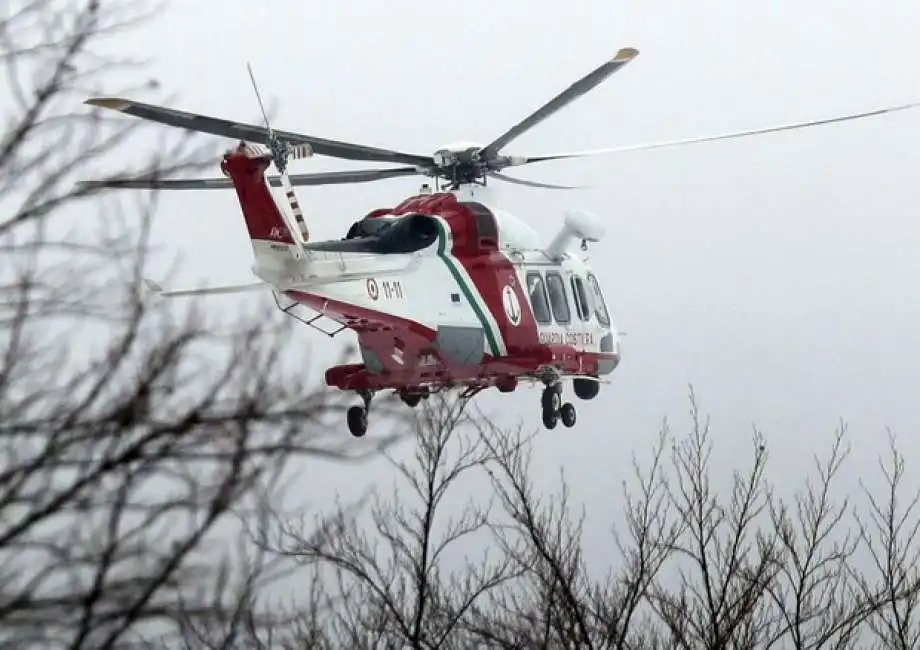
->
[246,62,312,245]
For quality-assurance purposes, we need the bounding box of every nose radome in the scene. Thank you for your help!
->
[601,332,615,353]
[597,332,620,375]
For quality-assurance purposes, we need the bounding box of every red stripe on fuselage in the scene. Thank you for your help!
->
[283,289,618,392]
[284,289,436,376]
[324,348,619,391]
[461,250,541,354]
[389,193,541,355]
[284,290,436,341]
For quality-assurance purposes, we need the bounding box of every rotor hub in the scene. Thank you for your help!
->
[431,142,491,186]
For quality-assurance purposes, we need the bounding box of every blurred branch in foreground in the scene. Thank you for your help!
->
[0,2,404,648]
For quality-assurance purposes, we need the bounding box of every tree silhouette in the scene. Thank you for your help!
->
[0,2,400,647]
[230,391,920,649]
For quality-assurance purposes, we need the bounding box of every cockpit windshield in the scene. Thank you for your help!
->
[586,273,610,326]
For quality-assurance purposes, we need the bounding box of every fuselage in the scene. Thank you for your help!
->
[222,148,620,392]
[257,195,619,383]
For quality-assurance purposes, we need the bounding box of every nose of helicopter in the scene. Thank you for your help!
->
[598,328,621,375]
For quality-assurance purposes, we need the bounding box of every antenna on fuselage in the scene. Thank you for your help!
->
[246,62,311,248]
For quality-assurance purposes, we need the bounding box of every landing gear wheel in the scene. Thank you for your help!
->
[542,407,558,429]
[541,384,562,412]
[496,376,517,393]
[347,405,368,438]
[573,377,600,400]
[560,402,576,428]
[399,391,422,408]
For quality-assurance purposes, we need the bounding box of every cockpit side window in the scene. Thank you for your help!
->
[526,272,551,325]
[586,273,610,325]
[571,275,590,322]
[545,272,570,324]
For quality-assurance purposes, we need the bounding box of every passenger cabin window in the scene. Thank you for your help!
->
[545,272,570,324]
[526,272,551,325]
[586,273,610,325]
[571,275,590,322]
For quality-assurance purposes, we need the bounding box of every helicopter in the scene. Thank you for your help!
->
[78,47,919,437]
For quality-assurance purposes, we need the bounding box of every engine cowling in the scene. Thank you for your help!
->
[376,213,439,254]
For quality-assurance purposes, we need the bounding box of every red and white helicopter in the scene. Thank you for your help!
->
[80,47,919,437]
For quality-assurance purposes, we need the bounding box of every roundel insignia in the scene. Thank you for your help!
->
[366,278,379,300]
[502,284,522,326]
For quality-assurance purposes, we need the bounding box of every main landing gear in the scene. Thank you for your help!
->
[347,389,373,438]
[398,386,428,408]
[541,382,577,430]
[346,387,431,437]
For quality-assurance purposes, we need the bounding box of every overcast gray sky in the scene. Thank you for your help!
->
[100,0,920,566]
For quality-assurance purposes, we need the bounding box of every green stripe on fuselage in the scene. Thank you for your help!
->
[434,221,503,357]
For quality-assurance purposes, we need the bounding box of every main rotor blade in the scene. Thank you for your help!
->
[479,47,639,160]
[507,100,920,166]
[84,97,433,167]
[78,177,235,190]
[77,166,423,190]
[488,171,582,189]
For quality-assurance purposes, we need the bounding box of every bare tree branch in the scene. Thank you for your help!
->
[853,431,920,650]
[0,2,402,648]
[216,386,919,649]
[647,387,781,649]
[761,425,871,649]
[254,395,515,649]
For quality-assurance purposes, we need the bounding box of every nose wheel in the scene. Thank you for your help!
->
[347,389,374,438]
[541,383,576,430]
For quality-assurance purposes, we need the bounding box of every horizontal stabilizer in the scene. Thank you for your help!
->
[141,274,353,299]
[143,279,269,298]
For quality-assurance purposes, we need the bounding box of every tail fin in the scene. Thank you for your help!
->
[220,142,304,256]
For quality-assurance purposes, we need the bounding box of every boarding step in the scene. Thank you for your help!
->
[272,291,346,337]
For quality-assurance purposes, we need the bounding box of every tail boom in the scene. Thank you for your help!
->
[219,143,304,252]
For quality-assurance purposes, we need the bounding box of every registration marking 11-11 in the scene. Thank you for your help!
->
[367,278,405,301]
[381,280,404,300]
